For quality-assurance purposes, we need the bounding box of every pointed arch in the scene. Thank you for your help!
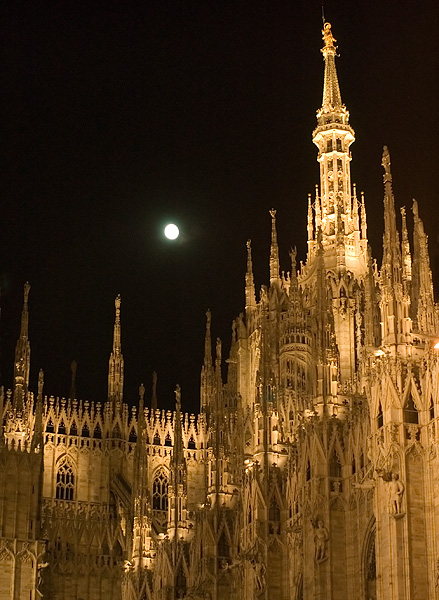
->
[55,457,76,500]
[403,394,419,424]
[377,401,383,429]
[152,467,168,512]
[362,519,376,599]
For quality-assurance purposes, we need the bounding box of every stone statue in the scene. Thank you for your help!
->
[313,519,329,562]
[251,553,266,592]
[388,472,405,515]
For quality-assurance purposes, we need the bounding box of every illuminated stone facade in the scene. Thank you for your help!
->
[1,22,439,600]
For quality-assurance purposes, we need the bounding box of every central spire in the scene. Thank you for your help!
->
[308,20,367,276]
[321,22,343,110]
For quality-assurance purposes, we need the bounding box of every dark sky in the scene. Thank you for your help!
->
[1,1,438,413]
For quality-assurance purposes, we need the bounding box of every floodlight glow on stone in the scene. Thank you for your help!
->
[164,224,179,240]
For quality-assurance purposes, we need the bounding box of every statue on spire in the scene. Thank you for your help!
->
[322,22,336,49]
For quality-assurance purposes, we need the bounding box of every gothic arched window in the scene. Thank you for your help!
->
[152,469,168,511]
[430,397,435,421]
[56,459,75,501]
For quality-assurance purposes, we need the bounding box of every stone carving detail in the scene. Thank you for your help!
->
[312,518,329,563]
[377,470,405,516]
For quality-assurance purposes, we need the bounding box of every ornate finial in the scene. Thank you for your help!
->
[38,369,44,397]
[412,198,419,217]
[382,146,391,175]
[246,239,251,250]
[24,282,30,304]
[206,309,211,326]
[269,208,277,220]
[139,383,145,401]
[175,384,181,411]
[322,22,336,49]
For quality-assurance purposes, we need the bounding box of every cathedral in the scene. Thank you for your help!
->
[1,21,439,600]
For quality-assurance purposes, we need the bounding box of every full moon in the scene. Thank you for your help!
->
[164,223,179,240]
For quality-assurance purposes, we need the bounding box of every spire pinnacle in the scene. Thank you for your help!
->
[113,294,121,354]
[245,240,256,310]
[69,360,77,401]
[14,282,31,409]
[172,384,184,467]
[31,369,44,451]
[411,198,436,334]
[320,22,343,111]
[151,371,157,411]
[269,209,280,284]
[204,309,212,368]
[108,295,124,405]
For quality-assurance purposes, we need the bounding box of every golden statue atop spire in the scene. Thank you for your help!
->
[322,22,336,49]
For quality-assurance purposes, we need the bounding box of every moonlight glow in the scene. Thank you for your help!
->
[164,223,179,240]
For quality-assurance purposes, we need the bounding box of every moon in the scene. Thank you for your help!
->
[164,223,179,240]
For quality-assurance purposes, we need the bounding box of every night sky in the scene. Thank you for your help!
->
[1,1,438,413]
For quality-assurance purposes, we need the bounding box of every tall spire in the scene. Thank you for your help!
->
[151,371,158,411]
[245,240,256,310]
[31,369,44,452]
[381,146,402,283]
[411,199,436,334]
[13,282,31,410]
[269,209,280,284]
[400,206,412,284]
[200,310,214,413]
[69,360,77,401]
[168,384,188,541]
[379,146,411,352]
[321,22,342,110]
[311,22,362,273]
[108,294,124,406]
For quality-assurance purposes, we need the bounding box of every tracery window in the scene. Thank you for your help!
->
[55,459,75,500]
[152,468,168,511]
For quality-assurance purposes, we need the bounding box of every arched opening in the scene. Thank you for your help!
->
[152,468,168,512]
[218,531,229,558]
[364,525,376,600]
[429,397,435,421]
[377,402,383,429]
[56,459,75,500]
[403,395,419,424]
[329,451,342,478]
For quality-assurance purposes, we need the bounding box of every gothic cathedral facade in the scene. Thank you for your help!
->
[1,22,439,600]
